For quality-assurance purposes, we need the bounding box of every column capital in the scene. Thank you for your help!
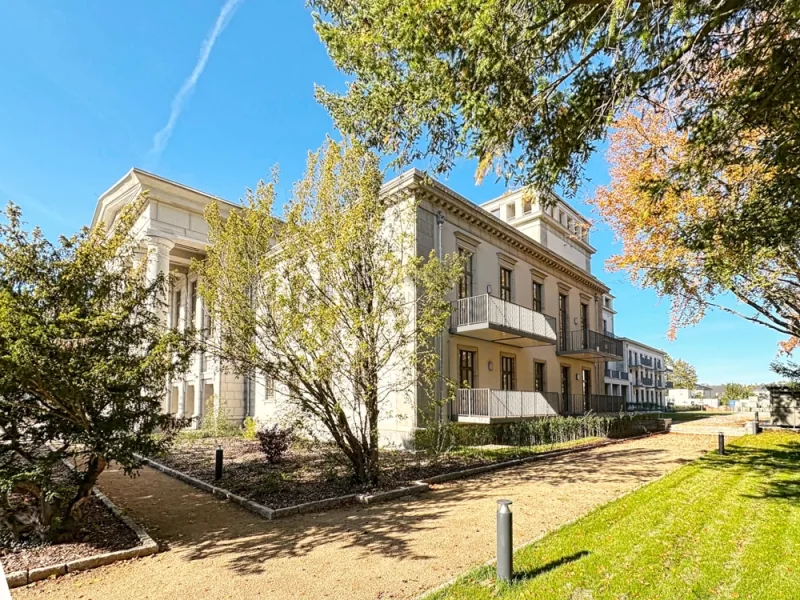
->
[144,234,175,252]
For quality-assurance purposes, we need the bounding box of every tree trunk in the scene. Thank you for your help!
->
[54,455,107,542]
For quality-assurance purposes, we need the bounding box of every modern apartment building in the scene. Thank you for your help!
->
[92,167,627,446]
[604,338,670,410]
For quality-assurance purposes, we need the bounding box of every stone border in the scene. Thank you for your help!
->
[140,432,666,521]
[5,487,158,589]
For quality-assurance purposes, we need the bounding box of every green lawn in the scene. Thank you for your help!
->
[427,431,800,600]
[452,437,604,461]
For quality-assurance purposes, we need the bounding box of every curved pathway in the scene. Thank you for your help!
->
[15,434,713,600]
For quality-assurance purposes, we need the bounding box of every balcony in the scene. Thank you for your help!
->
[454,389,559,423]
[450,295,557,347]
[604,369,629,381]
[666,381,674,389]
[641,376,654,387]
[558,329,623,360]
[640,356,654,367]
[562,394,625,415]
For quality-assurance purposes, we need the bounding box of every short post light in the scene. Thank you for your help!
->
[755,411,760,434]
[718,432,725,455]
[215,445,223,480]
[496,499,513,582]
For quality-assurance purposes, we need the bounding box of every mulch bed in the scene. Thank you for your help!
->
[155,437,592,509]
[0,493,140,573]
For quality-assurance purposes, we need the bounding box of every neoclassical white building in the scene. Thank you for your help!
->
[92,167,662,446]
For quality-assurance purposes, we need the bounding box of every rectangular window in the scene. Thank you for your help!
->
[189,281,197,326]
[534,362,545,392]
[558,293,568,349]
[265,376,275,401]
[506,203,516,219]
[459,349,476,388]
[501,356,516,391]
[458,248,473,299]
[523,197,532,214]
[602,318,607,334]
[500,268,512,302]
[173,290,182,331]
[532,281,543,313]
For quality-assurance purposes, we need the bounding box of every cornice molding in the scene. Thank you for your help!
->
[406,185,608,294]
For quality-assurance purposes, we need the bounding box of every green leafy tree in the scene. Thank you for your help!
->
[720,383,755,405]
[665,354,698,390]
[312,1,799,191]
[0,202,193,541]
[311,1,800,345]
[197,138,464,484]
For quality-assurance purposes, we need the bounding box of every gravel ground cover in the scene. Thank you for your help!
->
[154,436,602,508]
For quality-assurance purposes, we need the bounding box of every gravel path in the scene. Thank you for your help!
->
[14,434,714,600]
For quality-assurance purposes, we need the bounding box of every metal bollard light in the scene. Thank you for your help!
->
[755,411,760,434]
[718,432,725,455]
[496,499,513,582]
[215,446,223,480]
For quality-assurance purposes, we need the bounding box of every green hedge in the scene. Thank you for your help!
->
[415,413,651,454]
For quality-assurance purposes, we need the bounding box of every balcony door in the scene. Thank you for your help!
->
[459,349,475,388]
[582,368,591,411]
[534,362,545,392]
[560,365,570,412]
[500,268,512,302]
[501,355,516,391]
[580,303,589,348]
[558,294,568,350]
[458,249,473,300]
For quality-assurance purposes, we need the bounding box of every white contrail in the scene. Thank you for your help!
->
[149,0,244,158]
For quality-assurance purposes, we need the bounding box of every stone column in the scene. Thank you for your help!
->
[145,235,174,413]
[192,289,204,426]
[144,235,174,326]
[176,381,186,419]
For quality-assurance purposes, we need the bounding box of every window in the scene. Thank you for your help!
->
[459,349,476,388]
[534,362,545,392]
[265,376,275,401]
[189,282,197,326]
[506,203,516,219]
[173,290,182,331]
[559,210,565,225]
[458,248,473,299]
[532,281,543,313]
[501,355,516,391]
[567,217,574,233]
[602,318,608,334]
[523,197,532,214]
[500,268,512,301]
[558,293,568,349]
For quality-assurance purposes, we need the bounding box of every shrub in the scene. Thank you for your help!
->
[256,425,293,463]
[242,416,258,441]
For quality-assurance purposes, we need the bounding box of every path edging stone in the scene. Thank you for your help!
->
[5,487,158,589]
[139,432,665,521]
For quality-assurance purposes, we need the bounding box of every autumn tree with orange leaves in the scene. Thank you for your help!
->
[592,106,800,351]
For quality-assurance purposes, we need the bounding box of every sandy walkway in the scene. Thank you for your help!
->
[14,434,714,600]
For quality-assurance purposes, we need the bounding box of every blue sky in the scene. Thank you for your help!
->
[0,1,784,383]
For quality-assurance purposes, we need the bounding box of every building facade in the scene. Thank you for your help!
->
[93,167,637,447]
[603,337,670,410]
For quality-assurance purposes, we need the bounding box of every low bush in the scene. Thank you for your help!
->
[414,413,653,454]
[256,424,293,463]
[242,416,258,441]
